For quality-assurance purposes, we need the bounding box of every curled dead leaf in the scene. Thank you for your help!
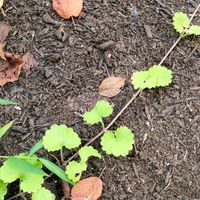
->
[53,0,83,19]
[98,76,127,97]
[0,53,24,86]
[0,23,10,42]
[22,52,37,71]
[71,177,103,200]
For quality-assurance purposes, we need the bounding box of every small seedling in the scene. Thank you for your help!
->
[173,12,200,36]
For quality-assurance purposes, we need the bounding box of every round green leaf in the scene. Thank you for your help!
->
[42,124,81,152]
[32,187,55,200]
[65,161,87,183]
[101,126,135,157]
[93,100,113,118]
[79,146,101,162]
[83,110,102,125]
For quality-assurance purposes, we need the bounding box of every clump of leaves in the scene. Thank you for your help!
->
[0,154,47,193]
[83,100,113,125]
[131,65,172,89]
[66,146,101,182]
[173,12,200,36]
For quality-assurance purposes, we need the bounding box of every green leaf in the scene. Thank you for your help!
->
[83,100,113,125]
[131,65,172,89]
[0,155,46,192]
[101,126,135,157]
[186,25,200,35]
[0,121,14,139]
[29,140,44,156]
[93,100,113,118]
[0,180,7,200]
[79,146,101,162]
[65,161,87,183]
[173,12,190,34]
[83,110,102,125]
[0,99,17,105]
[32,187,55,200]
[39,158,75,185]
[42,124,81,152]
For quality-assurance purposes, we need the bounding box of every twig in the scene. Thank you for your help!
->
[189,3,200,23]
[65,89,142,164]
[65,3,200,165]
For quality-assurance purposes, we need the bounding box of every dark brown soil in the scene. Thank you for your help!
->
[0,0,200,199]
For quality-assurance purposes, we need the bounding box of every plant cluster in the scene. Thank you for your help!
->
[0,10,199,199]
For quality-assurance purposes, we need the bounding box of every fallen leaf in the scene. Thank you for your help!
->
[22,52,37,71]
[98,76,127,97]
[0,43,6,60]
[71,177,103,200]
[0,53,24,86]
[53,0,83,19]
[0,23,10,42]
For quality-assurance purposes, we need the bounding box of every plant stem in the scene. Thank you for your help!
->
[60,148,64,163]
[66,89,142,164]
[65,3,200,165]
[159,36,182,65]
[189,3,200,23]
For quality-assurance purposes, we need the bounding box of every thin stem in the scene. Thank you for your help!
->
[189,3,200,23]
[60,148,64,163]
[159,36,182,65]
[66,89,142,164]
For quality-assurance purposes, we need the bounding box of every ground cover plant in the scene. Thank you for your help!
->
[0,1,200,199]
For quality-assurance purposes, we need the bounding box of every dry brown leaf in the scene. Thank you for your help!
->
[53,0,83,19]
[0,53,24,86]
[71,177,103,200]
[0,43,6,60]
[0,23,10,42]
[98,76,127,97]
[22,52,37,71]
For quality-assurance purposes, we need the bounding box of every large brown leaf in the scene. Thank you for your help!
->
[53,0,83,19]
[71,177,103,200]
[0,23,10,42]
[98,76,127,97]
[0,53,24,86]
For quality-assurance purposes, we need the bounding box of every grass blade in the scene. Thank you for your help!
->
[28,140,44,156]
[39,158,75,185]
[0,121,14,139]
[0,99,18,105]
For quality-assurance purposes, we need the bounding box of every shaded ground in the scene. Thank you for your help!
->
[0,0,200,199]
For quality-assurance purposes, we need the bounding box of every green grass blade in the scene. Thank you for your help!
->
[0,121,14,139]
[0,99,18,105]
[9,157,47,176]
[39,158,75,185]
[28,140,44,156]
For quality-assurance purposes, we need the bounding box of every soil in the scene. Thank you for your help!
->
[0,0,200,199]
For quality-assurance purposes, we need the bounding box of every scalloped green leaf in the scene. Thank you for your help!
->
[186,25,200,35]
[173,12,190,34]
[93,100,113,118]
[65,161,87,183]
[42,124,81,152]
[131,65,172,89]
[83,100,113,125]
[101,126,135,157]
[0,180,7,200]
[0,155,46,193]
[79,146,101,162]
[83,110,102,125]
[32,187,55,200]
